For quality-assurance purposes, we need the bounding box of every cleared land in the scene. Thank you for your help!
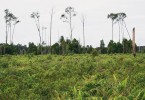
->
[0,54,145,99]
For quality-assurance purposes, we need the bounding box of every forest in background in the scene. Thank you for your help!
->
[1,8,144,55]
[0,37,142,55]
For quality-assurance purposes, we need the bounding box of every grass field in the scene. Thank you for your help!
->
[0,54,145,100]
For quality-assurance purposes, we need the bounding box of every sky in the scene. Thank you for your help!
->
[0,0,145,47]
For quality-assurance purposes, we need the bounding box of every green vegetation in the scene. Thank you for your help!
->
[0,54,145,99]
[0,37,140,55]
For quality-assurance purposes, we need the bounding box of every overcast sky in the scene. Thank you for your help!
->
[0,0,145,47]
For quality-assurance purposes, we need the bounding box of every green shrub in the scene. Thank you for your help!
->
[91,49,98,57]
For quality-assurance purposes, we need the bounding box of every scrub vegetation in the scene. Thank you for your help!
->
[0,54,145,99]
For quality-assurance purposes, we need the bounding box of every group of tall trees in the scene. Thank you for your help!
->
[30,9,54,54]
[29,7,78,54]
[4,9,20,44]
[29,7,88,54]
[107,12,132,53]
[1,7,86,55]
[107,12,130,42]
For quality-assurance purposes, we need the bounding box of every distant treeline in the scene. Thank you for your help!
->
[0,36,143,55]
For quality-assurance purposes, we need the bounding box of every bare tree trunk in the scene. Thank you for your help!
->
[34,18,41,45]
[118,21,121,43]
[38,27,42,54]
[81,15,85,53]
[123,20,131,39]
[10,23,12,44]
[12,24,16,44]
[132,27,136,57]
[82,17,85,47]
[70,12,72,41]
[6,23,8,44]
[42,27,44,44]
[112,20,113,41]
[50,9,54,54]
[44,28,47,44]
[0,45,1,55]
[34,17,42,54]
[37,19,41,45]
[121,20,125,53]
[4,23,9,54]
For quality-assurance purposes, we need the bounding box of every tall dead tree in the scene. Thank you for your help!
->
[42,26,44,44]
[12,19,20,43]
[107,13,118,41]
[4,9,9,44]
[44,27,47,45]
[4,9,20,44]
[116,13,127,53]
[31,12,42,54]
[31,12,41,45]
[132,27,136,57]
[4,9,15,44]
[117,20,121,42]
[81,15,85,47]
[81,15,86,53]
[42,26,47,45]
[49,9,54,54]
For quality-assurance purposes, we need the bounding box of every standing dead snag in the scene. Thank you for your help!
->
[49,9,54,54]
[31,12,42,54]
[132,27,136,57]
[81,15,86,53]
